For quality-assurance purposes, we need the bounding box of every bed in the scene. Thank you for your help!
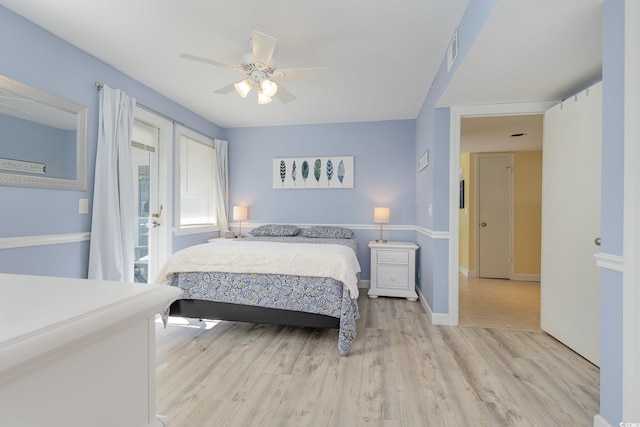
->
[156,225,361,355]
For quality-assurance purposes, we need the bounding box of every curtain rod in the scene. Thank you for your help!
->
[94,81,217,138]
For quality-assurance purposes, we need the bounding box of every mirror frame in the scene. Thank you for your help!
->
[0,75,88,191]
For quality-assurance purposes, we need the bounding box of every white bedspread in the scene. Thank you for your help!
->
[156,240,361,298]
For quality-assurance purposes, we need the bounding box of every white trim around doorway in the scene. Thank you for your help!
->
[448,101,556,326]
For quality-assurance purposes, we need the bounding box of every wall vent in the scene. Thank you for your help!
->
[447,30,459,72]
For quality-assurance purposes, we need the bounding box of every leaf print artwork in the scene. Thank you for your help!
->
[292,160,297,185]
[314,159,322,186]
[279,160,286,186]
[337,160,345,185]
[326,159,334,186]
[273,156,353,189]
[301,161,309,186]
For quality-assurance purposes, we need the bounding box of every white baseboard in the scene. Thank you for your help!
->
[417,287,432,321]
[593,414,613,427]
[358,279,370,289]
[512,273,541,282]
[458,267,479,278]
[431,312,455,325]
[416,287,456,325]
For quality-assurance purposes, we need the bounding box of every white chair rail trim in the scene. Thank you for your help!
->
[594,252,624,272]
[230,222,450,239]
[0,232,90,250]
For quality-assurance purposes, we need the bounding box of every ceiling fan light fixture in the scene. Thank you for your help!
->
[257,87,272,105]
[260,78,278,97]
[234,79,253,98]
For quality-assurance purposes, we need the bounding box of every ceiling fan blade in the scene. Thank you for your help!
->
[180,53,237,71]
[252,31,277,66]
[213,83,236,95]
[276,67,329,80]
[274,83,296,104]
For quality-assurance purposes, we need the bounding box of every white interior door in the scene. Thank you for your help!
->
[477,153,513,279]
[131,120,160,283]
[541,82,601,366]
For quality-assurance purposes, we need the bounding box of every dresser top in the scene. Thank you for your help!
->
[0,273,180,374]
[368,241,418,250]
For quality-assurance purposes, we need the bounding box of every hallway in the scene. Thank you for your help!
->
[458,276,540,331]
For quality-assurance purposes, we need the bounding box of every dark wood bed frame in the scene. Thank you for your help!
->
[169,299,341,329]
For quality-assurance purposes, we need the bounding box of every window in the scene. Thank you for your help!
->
[176,125,218,234]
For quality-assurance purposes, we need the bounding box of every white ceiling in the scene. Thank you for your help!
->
[461,115,543,154]
[0,0,602,130]
[439,0,602,107]
[0,0,468,128]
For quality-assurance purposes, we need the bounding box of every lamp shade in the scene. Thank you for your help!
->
[373,207,390,224]
[233,205,248,221]
[257,87,272,105]
[260,78,278,97]
[234,79,253,98]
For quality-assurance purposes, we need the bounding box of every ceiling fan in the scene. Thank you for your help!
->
[180,31,327,105]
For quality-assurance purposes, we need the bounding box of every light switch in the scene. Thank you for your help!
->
[78,198,89,214]
[428,203,433,216]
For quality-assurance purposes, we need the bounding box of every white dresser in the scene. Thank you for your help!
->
[368,241,419,301]
[0,273,181,427]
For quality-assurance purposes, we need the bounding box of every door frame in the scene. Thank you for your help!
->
[133,107,173,281]
[448,101,555,325]
[474,152,514,280]
[623,0,640,418]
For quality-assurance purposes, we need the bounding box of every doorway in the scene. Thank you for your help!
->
[454,110,548,329]
[131,107,173,284]
[131,121,158,283]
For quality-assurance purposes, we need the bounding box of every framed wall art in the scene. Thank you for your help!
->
[273,156,354,189]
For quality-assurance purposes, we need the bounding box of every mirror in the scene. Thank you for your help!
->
[0,75,87,190]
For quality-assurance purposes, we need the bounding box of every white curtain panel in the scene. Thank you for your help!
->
[88,85,136,282]
[214,138,229,233]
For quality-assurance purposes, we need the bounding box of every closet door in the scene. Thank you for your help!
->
[541,82,601,365]
[477,153,513,279]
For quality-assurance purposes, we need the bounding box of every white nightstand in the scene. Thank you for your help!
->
[368,241,419,301]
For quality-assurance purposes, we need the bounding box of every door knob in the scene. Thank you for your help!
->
[595,237,601,246]
[481,222,487,227]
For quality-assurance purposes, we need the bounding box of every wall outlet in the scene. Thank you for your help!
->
[78,198,89,214]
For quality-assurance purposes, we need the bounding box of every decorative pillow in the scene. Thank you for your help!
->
[248,224,301,237]
[302,226,353,239]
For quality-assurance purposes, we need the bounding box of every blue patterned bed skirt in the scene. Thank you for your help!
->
[162,271,359,355]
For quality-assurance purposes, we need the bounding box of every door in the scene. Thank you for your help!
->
[477,153,513,279]
[131,120,160,283]
[541,82,601,365]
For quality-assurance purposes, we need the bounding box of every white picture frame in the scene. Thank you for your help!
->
[273,156,354,189]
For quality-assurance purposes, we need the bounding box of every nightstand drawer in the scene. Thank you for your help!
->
[377,265,409,289]
[377,250,409,264]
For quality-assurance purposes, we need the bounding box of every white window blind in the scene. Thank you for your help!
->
[176,126,218,233]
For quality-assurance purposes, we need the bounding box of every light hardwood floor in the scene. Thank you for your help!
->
[156,293,599,426]
[459,276,541,330]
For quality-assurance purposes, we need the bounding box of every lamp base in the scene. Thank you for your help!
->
[375,239,387,243]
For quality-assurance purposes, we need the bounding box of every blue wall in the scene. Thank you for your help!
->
[600,0,625,423]
[0,5,222,277]
[223,120,417,279]
[415,0,499,312]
